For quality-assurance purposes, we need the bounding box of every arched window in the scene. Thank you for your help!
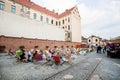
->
[96,39,98,42]
[89,39,91,42]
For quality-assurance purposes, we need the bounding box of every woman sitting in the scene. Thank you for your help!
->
[53,52,61,66]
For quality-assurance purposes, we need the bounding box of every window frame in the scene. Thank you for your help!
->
[62,19,64,24]
[59,21,61,26]
[40,15,43,21]
[51,19,53,24]
[68,25,70,30]
[0,1,5,10]
[33,13,37,19]
[68,17,70,22]
[11,5,16,13]
[46,17,49,23]
[95,39,98,42]
[56,21,58,26]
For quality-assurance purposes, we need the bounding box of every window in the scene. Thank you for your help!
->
[68,33,71,38]
[62,19,64,24]
[0,1,5,10]
[56,21,58,26]
[89,40,91,42]
[51,19,53,24]
[40,15,43,21]
[68,17,70,22]
[59,21,61,26]
[68,25,70,30]
[96,39,98,42]
[11,5,16,13]
[33,13,37,19]
[46,17,49,23]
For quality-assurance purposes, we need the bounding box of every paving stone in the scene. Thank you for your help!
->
[0,52,120,80]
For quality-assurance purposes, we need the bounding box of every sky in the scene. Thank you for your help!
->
[31,0,120,39]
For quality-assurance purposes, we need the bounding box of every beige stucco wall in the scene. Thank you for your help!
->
[0,10,65,41]
[71,14,81,42]
[59,15,71,30]
[71,7,81,42]
[87,37,101,46]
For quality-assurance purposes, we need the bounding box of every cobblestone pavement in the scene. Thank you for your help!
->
[0,52,120,80]
[45,52,104,80]
[0,53,86,80]
[48,53,120,80]
[91,56,120,80]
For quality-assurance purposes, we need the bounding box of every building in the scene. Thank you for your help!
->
[0,0,81,42]
[81,36,87,44]
[87,35,102,46]
[110,36,120,43]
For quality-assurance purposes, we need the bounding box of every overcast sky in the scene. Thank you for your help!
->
[31,0,120,39]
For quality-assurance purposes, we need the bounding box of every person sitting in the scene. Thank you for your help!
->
[20,49,28,62]
[16,49,22,62]
[8,49,14,56]
[28,50,32,62]
[33,51,39,61]
[53,52,61,66]
[65,50,72,64]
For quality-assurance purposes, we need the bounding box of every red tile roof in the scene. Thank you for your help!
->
[15,0,75,19]
[59,7,75,18]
